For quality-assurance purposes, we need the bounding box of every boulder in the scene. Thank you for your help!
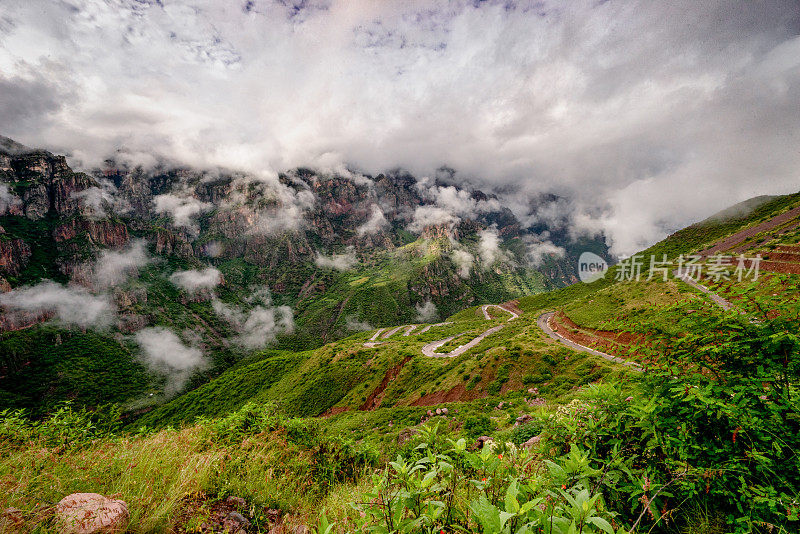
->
[223,511,250,532]
[55,493,129,534]
[522,435,542,450]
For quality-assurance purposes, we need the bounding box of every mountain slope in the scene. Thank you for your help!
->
[0,137,603,416]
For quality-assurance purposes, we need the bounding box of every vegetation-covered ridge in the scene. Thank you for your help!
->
[3,169,800,532]
[0,137,600,416]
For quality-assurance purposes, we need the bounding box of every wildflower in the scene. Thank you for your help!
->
[498,454,503,459]
[561,484,567,490]
[481,477,487,482]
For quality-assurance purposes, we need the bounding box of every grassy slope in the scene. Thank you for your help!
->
[136,278,630,430]
[547,190,800,337]
[4,192,800,533]
[0,328,151,417]
[128,189,800,432]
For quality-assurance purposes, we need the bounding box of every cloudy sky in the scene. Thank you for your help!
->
[1,0,799,254]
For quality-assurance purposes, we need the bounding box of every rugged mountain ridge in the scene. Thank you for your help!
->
[0,136,606,415]
[0,136,598,320]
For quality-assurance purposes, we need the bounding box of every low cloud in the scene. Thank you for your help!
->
[451,248,474,279]
[93,239,150,288]
[357,205,389,236]
[414,300,438,323]
[0,280,115,328]
[477,226,511,269]
[408,205,459,233]
[70,180,131,219]
[408,184,502,233]
[0,183,21,214]
[524,237,566,266]
[153,193,212,234]
[169,267,222,294]
[133,326,207,395]
[212,288,294,350]
[234,178,316,237]
[315,247,358,271]
[345,315,373,332]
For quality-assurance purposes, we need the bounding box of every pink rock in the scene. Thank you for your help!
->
[56,493,129,534]
[522,435,542,450]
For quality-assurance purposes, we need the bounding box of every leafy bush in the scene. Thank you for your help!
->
[351,422,623,533]
[463,414,495,439]
[0,402,122,448]
[533,309,800,533]
[509,419,545,445]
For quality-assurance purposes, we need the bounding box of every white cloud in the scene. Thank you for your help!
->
[70,180,131,219]
[212,288,294,349]
[153,193,212,234]
[0,183,21,214]
[219,176,316,237]
[524,238,566,266]
[414,300,438,323]
[0,280,114,328]
[408,184,502,233]
[408,205,459,233]
[451,248,474,279]
[134,326,207,395]
[314,247,358,271]
[93,239,150,288]
[357,204,389,236]
[169,267,222,294]
[345,315,373,332]
[477,226,510,269]
[1,1,799,253]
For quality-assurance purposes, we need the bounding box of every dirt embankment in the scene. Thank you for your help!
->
[411,383,486,406]
[549,311,642,358]
[697,205,800,256]
[359,356,412,411]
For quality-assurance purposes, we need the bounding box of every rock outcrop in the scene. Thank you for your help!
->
[0,238,31,276]
[55,493,129,534]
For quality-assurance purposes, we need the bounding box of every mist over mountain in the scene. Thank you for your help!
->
[2,1,799,256]
[0,136,606,410]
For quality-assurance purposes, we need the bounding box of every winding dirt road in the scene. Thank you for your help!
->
[363,303,517,358]
[481,304,519,321]
[536,312,642,369]
[535,271,737,369]
[674,272,735,311]
[421,325,505,358]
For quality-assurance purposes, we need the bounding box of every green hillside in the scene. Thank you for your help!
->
[3,190,800,533]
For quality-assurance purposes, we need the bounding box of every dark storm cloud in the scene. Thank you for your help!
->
[0,74,62,136]
[0,0,798,254]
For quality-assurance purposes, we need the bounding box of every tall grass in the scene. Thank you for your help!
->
[0,403,377,532]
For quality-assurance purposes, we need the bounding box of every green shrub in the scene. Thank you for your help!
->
[462,414,495,438]
[509,420,544,445]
